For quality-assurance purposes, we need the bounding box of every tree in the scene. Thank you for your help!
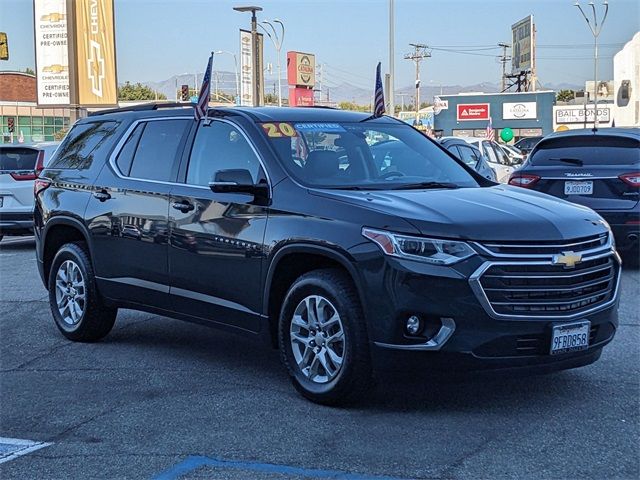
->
[338,101,370,112]
[556,89,576,103]
[54,127,68,141]
[23,67,35,76]
[117,81,166,101]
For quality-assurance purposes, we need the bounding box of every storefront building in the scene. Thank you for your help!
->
[0,72,71,144]
[433,91,555,142]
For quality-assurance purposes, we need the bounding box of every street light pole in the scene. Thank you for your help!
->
[388,0,395,116]
[575,1,609,130]
[215,50,240,104]
[260,19,285,107]
[234,6,263,107]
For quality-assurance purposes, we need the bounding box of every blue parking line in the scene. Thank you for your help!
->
[153,455,410,480]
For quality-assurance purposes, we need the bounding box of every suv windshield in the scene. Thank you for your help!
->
[529,135,640,166]
[0,147,38,172]
[262,122,479,189]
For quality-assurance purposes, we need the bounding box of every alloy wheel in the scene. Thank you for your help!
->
[54,260,86,326]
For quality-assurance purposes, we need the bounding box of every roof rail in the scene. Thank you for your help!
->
[89,102,195,117]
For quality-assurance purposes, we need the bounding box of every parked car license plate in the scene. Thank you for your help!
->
[550,321,590,355]
[564,181,593,195]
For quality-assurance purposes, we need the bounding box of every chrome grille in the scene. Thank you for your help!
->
[470,233,620,320]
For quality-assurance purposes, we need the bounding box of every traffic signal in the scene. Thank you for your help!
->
[181,84,189,102]
[7,117,14,133]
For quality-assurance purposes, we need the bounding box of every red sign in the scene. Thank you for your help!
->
[289,86,314,107]
[457,103,490,121]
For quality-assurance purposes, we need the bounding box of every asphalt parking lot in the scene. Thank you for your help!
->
[0,236,638,480]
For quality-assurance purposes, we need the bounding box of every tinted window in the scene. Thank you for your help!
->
[0,148,38,171]
[115,123,145,176]
[455,145,479,168]
[49,120,119,169]
[129,119,189,182]
[530,135,640,166]
[186,121,261,186]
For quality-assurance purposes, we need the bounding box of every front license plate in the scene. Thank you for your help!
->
[565,181,593,195]
[550,321,590,355]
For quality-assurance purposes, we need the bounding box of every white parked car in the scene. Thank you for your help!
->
[499,143,525,165]
[457,137,516,183]
[0,142,60,242]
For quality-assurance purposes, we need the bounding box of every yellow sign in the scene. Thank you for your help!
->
[0,32,8,60]
[73,0,117,106]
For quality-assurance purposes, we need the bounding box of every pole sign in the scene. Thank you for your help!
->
[511,15,534,73]
[456,103,490,121]
[239,29,264,106]
[502,101,537,120]
[286,51,315,88]
[33,0,117,107]
[73,0,117,106]
[33,0,70,105]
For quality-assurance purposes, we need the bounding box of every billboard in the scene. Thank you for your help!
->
[502,101,537,120]
[73,0,117,106]
[286,51,315,88]
[33,0,70,105]
[555,106,611,124]
[456,103,490,122]
[33,0,117,107]
[239,29,264,106]
[511,15,534,73]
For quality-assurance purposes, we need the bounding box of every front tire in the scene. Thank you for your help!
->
[48,242,117,342]
[279,268,372,405]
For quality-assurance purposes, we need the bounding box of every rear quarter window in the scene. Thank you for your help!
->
[530,135,640,166]
[48,120,120,169]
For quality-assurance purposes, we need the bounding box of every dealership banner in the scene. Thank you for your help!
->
[34,0,70,106]
[457,103,490,122]
[73,0,117,106]
[512,15,534,73]
[240,29,264,106]
[502,102,537,120]
[555,107,610,124]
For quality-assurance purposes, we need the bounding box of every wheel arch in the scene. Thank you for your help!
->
[264,243,366,348]
[41,216,93,285]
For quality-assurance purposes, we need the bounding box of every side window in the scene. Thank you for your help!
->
[128,119,189,182]
[456,146,479,168]
[482,141,497,163]
[49,120,119,169]
[491,143,510,165]
[186,121,262,186]
[115,123,145,176]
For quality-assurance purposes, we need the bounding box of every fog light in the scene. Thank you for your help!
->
[406,315,422,335]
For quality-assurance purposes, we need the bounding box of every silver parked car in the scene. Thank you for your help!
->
[0,142,60,242]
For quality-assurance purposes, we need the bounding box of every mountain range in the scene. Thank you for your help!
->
[140,72,581,106]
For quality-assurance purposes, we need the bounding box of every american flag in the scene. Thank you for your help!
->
[486,116,495,141]
[373,62,385,117]
[194,53,213,121]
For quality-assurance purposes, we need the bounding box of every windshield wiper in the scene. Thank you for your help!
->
[390,181,460,190]
[550,157,584,166]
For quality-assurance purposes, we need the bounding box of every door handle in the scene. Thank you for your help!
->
[171,201,195,213]
[93,190,111,202]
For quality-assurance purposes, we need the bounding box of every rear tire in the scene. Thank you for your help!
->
[48,242,117,342]
[279,268,373,405]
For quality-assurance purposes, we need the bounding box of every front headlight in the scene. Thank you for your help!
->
[362,227,476,265]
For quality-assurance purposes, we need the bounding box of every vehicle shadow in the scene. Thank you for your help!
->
[0,236,36,251]
[104,313,595,413]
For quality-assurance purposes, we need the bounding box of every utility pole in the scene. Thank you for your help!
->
[397,93,409,112]
[404,43,430,121]
[388,0,395,116]
[498,42,510,92]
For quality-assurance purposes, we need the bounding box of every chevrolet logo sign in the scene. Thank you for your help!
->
[552,251,583,268]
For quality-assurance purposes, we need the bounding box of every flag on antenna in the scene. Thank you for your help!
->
[373,62,385,117]
[195,53,213,121]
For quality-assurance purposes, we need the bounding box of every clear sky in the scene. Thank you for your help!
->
[1,0,638,90]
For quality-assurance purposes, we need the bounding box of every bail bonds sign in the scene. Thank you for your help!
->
[456,103,490,121]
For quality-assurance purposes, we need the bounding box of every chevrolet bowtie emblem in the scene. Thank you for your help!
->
[552,251,583,268]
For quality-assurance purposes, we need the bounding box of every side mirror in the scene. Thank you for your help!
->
[209,169,269,197]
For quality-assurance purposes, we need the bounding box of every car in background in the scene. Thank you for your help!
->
[509,128,639,254]
[438,137,497,181]
[454,137,515,183]
[499,143,525,165]
[514,135,543,157]
[0,142,60,242]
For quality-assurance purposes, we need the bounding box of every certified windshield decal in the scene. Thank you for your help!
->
[294,123,346,132]
[261,122,297,138]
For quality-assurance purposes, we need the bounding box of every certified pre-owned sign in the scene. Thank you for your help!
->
[503,102,537,120]
[457,103,490,122]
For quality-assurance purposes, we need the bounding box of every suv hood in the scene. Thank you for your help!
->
[312,185,608,241]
